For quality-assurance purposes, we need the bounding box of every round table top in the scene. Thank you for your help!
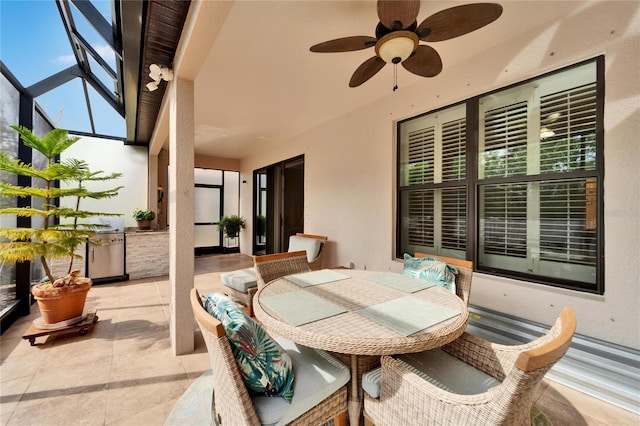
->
[253,269,469,356]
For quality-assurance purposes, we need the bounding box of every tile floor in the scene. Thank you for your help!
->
[1,254,638,426]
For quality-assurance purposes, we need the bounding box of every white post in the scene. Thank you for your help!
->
[169,77,195,355]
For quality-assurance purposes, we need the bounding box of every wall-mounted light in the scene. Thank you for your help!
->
[146,64,174,92]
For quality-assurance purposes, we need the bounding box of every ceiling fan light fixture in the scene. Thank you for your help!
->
[375,31,418,64]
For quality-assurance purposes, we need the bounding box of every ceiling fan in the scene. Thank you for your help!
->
[310,1,503,89]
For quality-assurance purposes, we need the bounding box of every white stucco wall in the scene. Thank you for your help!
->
[60,136,149,229]
[240,2,640,349]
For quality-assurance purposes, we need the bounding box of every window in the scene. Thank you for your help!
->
[397,58,603,293]
[398,103,467,259]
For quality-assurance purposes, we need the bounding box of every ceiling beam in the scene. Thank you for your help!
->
[25,65,80,98]
[121,0,144,143]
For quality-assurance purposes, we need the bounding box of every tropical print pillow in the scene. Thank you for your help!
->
[402,254,458,294]
[203,293,295,402]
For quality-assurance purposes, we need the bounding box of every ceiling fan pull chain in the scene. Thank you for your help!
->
[393,63,398,91]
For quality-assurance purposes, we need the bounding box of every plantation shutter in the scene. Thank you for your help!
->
[540,82,597,172]
[441,187,466,251]
[483,101,528,177]
[482,184,527,258]
[441,118,466,182]
[539,179,597,265]
[407,190,434,247]
[537,83,598,267]
[407,126,434,185]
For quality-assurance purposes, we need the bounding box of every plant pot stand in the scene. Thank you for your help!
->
[22,310,98,346]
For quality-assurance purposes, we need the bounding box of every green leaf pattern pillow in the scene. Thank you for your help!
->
[203,293,295,402]
[403,254,458,294]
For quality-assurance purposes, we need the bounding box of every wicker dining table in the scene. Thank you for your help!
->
[253,268,469,426]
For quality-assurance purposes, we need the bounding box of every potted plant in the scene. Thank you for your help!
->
[0,125,123,326]
[133,208,156,230]
[256,214,266,238]
[218,214,246,239]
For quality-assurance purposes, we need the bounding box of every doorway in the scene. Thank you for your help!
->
[253,156,304,255]
[193,168,240,255]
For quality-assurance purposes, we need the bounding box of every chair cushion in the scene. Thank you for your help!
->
[402,254,458,294]
[361,365,383,398]
[288,236,322,262]
[203,293,295,402]
[252,337,350,426]
[396,348,499,394]
[362,348,499,397]
[221,267,258,293]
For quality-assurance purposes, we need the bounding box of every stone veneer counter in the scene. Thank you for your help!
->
[125,230,169,280]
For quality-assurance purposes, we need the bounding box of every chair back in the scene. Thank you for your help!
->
[254,250,312,288]
[293,233,328,270]
[515,307,576,372]
[190,289,261,425]
[414,252,473,305]
[495,307,576,423]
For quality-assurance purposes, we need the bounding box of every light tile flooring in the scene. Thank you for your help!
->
[1,254,638,426]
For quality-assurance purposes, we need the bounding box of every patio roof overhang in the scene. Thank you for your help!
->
[121,0,191,146]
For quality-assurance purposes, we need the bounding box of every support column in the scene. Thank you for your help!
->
[169,77,195,355]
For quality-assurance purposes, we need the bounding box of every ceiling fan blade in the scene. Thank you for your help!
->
[349,56,386,87]
[310,36,377,53]
[417,3,503,42]
[377,0,420,30]
[402,45,443,77]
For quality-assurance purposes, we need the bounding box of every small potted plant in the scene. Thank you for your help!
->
[218,214,246,239]
[0,125,123,326]
[133,209,156,230]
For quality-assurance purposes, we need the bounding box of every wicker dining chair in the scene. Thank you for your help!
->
[363,307,576,426]
[293,233,328,271]
[222,234,327,314]
[190,288,349,426]
[414,252,473,306]
[254,250,312,289]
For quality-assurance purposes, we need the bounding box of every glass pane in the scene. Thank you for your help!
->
[540,83,597,173]
[479,183,527,258]
[255,172,267,247]
[194,187,220,223]
[406,126,434,185]
[479,178,597,285]
[480,101,528,178]
[539,178,597,266]
[441,187,466,251]
[479,60,597,179]
[194,168,223,185]
[441,118,466,182]
[223,171,239,217]
[399,104,465,186]
[0,73,19,291]
[194,224,220,248]
[399,189,434,254]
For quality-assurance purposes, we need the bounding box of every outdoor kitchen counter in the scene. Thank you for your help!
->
[125,230,169,279]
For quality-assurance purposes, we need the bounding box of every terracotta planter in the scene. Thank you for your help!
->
[32,278,92,325]
[136,219,152,230]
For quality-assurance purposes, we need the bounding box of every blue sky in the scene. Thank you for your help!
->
[1,0,125,138]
